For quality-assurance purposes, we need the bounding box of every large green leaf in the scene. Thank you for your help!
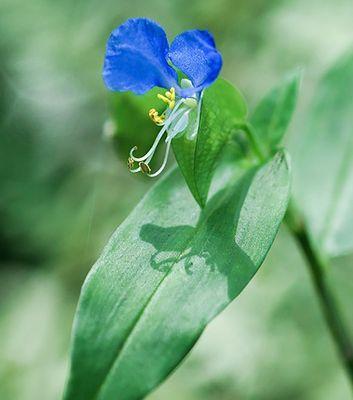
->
[64,151,290,400]
[173,78,248,207]
[251,71,300,150]
[292,51,353,257]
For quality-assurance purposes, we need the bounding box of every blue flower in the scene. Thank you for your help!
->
[103,18,222,176]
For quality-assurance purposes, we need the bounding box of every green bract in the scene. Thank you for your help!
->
[173,78,248,207]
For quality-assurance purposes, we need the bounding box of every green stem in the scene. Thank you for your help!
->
[286,202,353,388]
[243,123,353,387]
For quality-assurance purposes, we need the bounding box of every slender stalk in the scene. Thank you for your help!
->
[242,123,353,387]
[285,202,353,387]
[239,122,267,162]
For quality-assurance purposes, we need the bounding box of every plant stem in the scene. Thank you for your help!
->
[243,123,353,386]
[240,122,267,162]
[286,202,353,388]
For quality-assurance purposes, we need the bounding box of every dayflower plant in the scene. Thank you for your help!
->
[65,14,353,400]
[103,17,222,176]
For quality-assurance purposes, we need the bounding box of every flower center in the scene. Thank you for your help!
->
[127,82,200,177]
[148,87,176,125]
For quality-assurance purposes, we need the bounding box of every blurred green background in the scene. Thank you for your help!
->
[0,0,352,399]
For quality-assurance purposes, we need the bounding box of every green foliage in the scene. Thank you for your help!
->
[173,79,248,207]
[292,52,353,257]
[251,71,300,150]
[65,49,353,400]
[64,152,290,400]
[2,1,353,399]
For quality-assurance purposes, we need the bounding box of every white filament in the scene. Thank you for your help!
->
[129,100,185,162]
[129,87,203,177]
[147,140,171,178]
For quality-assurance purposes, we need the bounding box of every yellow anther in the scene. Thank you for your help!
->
[139,161,151,174]
[157,87,175,109]
[127,157,135,170]
[148,108,165,125]
[148,88,176,126]
[157,94,169,104]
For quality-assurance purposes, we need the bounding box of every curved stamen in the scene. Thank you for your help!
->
[129,165,141,173]
[128,89,201,178]
[129,100,185,162]
[147,140,172,178]
[129,123,167,162]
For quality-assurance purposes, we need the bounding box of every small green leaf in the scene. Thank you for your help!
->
[173,78,248,207]
[292,52,353,257]
[64,151,290,400]
[251,71,300,149]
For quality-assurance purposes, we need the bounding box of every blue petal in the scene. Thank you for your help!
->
[169,30,222,92]
[103,18,178,94]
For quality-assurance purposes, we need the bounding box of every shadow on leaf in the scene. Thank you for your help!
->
[139,169,257,299]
